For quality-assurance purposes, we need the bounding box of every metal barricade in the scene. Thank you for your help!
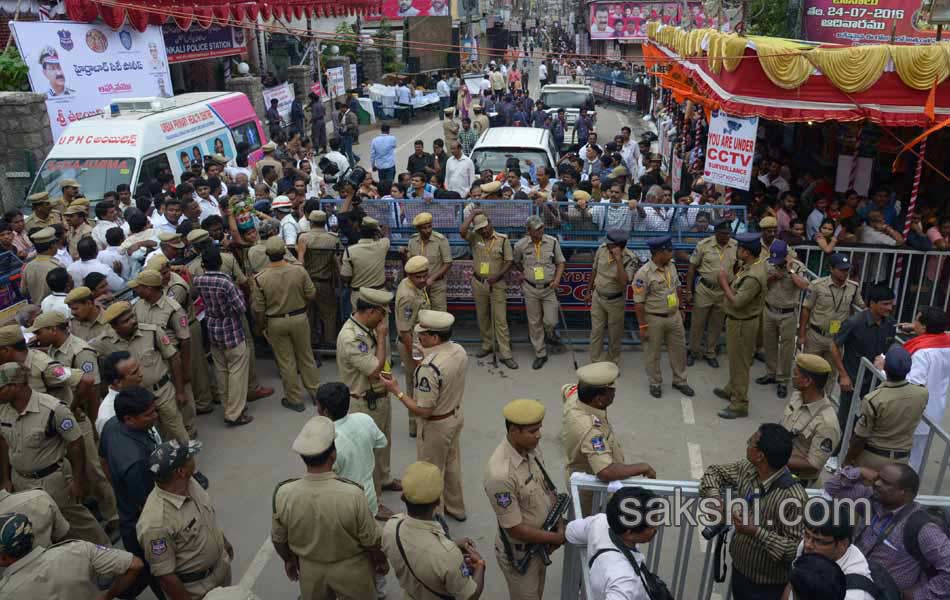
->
[561,475,950,600]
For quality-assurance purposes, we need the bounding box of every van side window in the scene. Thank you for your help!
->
[140,154,171,188]
[230,122,261,153]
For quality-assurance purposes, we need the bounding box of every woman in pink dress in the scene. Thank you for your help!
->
[456,84,473,120]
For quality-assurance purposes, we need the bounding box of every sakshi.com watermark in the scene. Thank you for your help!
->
[614,489,873,530]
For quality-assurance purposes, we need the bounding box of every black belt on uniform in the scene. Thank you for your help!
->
[177,567,215,584]
[16,462,60,479]
[313,277,332,283]
[266,307,307,319]
[727,315,759,321]
[810,324,832,337]
[701,278,719,289]
[766,303,796,314]
[472,274,487,283]
[866,446,910,459]
[152,374,171,392]
[596,290,624,301]
[525,281,550,289]
[427,407,458,421]
[646,312,675,318]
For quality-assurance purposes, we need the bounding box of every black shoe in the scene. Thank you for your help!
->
[686,353,695,367]
[718,407,749,419]
[476,349,493,358]
[532,356,548,370]
[196,407,214,415]
[706,357,720,369]
[777,383,788,399]
[281,398,306,413]
[754,352,766,363]
[755,375,777,385]
[445,511,468,522]
[649,385,662,398]
[501,358,519,370]
[409,431,417,438]
[713,388,731,401]
[673,383,695,397]
[193,471,210,489]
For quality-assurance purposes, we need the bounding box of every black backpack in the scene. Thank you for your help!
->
[902,506,950,578]
[845,560,902,600]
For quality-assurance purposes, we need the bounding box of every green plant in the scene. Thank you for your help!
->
[329,21,359,62]
[0,47,29,92]
[374,19,404,74]
[745,0,794,38]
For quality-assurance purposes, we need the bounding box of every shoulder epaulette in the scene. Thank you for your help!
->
[271,477,299,513]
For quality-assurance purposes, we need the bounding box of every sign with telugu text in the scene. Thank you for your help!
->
[162,23,246,63]
[703,110,758,190]
[803,0,936,45]
[349,63,358,88]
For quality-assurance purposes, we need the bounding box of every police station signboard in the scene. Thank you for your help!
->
[703,110,758,191]
[11,21,172,140]
[162,23,247,63]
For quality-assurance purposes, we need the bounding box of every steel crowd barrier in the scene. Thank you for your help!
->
[560,475,950,600]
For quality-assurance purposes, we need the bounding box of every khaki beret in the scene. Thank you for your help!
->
[60,179,80,189]
[0,325,25,347]
[414,309,455,334]
[27,311,66,332]
[412,212,433,226]
[308,210,328,223]
[609,166,629,179]
[472,214,490,231]
[28,191,50,204]
[101,301,133,324]
[404,255,430,274]
[576,361,619,386]
[525,215,544,230]
[264,236,286,256]
[186,229,209,244]
[759,216,778,229]
[64,205,86,216]
[69,198,90,209]
[402,461,444,504]
[573,190,591,202]
[503,399,545,425]
[65,286,94,304]
[129,269,163,288]
[210,153,228,165]
[359,287,393,308]
[362,216,380,229]
[29,227,56,244]
[480,181,502,194]
[0,362,25,387]
[795,353,832,375]
[262,141,277,152]
[292,416,335,455]
[158,231,182,243]
[145,254,169,271]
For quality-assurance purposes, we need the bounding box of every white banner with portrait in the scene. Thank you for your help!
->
[11,21,172,140]
[263,82,294,122]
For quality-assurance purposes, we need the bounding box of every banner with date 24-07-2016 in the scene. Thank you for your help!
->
[803,0,938,46]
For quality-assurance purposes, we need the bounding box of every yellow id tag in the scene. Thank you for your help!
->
[534,266,545,281]
[479,262,490,275]
[667,293,678,308]
[829,320,841,334]
[382,359,391,374]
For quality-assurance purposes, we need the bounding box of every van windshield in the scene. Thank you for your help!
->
[30,158,136,202]
[470,148,551,174]
[541,91,594,110]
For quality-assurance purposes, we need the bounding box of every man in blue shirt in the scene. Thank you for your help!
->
[370,124,398,191]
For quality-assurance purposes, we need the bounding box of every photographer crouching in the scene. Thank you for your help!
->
[699,423,808,600]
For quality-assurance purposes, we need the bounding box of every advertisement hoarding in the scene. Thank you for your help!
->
[366,0,451,19]
[162,24,247,63]
[327,66,345,98]
[589,2,707,41]
[803,0,936,45]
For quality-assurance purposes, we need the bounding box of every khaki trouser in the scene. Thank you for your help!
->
[211,342,250,422]
[155,382,190,443]
[351,393,393,492]
[472,278,512,359]
[763,308,797,383]
[689,283,725,358]
[590,291,625,367]
[299,553,377,600]
[496,540,546,600]
[13,464,109,546]
[723,316,759,412]
[78,418,118,524]
[313,280,338,345]
[190,320,215,412]
[397,342,419,436]
[522,283,558,358]
[643,312,688,386]
[857,448,910,471]
[181,374,198,439]
[267,312,321,407]
[428,282,448,312]
[240,313,259,397]
[181,551,232,599]
[418,414,466,518]
[804,328,838,394]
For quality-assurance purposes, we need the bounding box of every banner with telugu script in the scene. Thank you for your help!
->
[12,21,172,140]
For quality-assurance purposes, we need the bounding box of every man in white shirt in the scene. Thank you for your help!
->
[193,178,221,222]
[436,74,451,120]
[272,196,299,246]
[92,201,131,250]
[324,139,351,179]
[96,351,145,434]
[566,486,657,600]
[40,267,71,319]
[758,159,790,193]
[444,141,476,198]
[98,228,132,280]
[68,237,125,291]
[539,62,548,86]
[905,305,950,471]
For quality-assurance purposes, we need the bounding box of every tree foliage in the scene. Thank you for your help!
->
[374,19,404,73]
[0,47,29,92]
[745,0,795,38]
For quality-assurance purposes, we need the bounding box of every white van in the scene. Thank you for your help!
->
[28,92,267,202]
[470,127,558,175]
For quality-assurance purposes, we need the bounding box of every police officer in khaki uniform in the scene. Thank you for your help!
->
[383,310,468,520]
[272,416,388,599]
[756,240,809,399]
[0,362,109,546]
[406,212,453,312]
[686,220,737,368]
[632,236,694,399]
[798,253,865,392]
[461,210,517,369]
[588,230,636,368]
[715,233,769,419]
[382,462,486,600]
[24,192,62,232]
[844,346,928,470]
[483,399,566,600]
[341,216,390,307]
[65,287,110,342]
[250,141,283,183]
[156,230,186,264]
[252,236,321,413]
[0,324,82,410]
[336,287,402,498]
[0,488,69,548]
[394,256,431,438]
[561,363,656,514]
[63,205,93,260]
[513,216,565,370]
[296,210,342,346]
[19,228,61,303]
[137,440,233,598]
[780,354,841,485]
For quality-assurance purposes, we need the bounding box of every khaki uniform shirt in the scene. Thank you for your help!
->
[414,341,467,417]
[466,231,512,279]
[592,244,636,297]
[483,438,556,549]
[803,277,865,336]
[20,255,61,303]
[133,296,190,347]
[137,478,228,595]
[513,234,564,285]
[246,243,297,277]
[164,272,196,323]
[781,393,841,477]
[689,238,737,300]
[854,380,928,451]
[407,232,452,290]
[24,213,62,232]
[0,391,81,475]
[298,230,341,281]
[65,223,94,259]
[341,238,390,289]
[47,336,100,413]
[336,317,381,398]
[765,259,806,310]
[250,156,283,183]
[93,323,176,391]
[252,263,314,317]
[632,259,680,315]
[23,349,79,407]
[723,259,768,319]
[187,252,246,288]
[69,308,110,343]
[473,114,490,135]
[382,515,478,600]
[271,473,380,562]
[0,489,69,547]
[395,278,430,334]
[560,383,625,479]
[0,541,134,600]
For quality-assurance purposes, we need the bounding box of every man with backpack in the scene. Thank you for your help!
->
[825,463,950,599]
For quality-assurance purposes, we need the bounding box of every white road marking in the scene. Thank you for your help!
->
[238,535,276,589]
[711,593,723,600]
[681,398,695,425]
[687,442,704,480]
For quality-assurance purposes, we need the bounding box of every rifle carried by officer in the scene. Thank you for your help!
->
[514,491,570,574]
